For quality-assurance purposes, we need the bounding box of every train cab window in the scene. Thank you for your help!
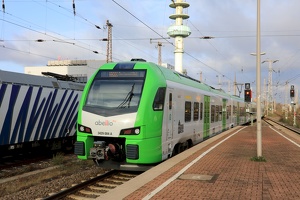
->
[200,102,203,120]
[153,87,166,111]
[193,102,199,121]
[185,101,191,122]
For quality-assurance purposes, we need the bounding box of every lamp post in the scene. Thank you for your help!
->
[256,0,262,158]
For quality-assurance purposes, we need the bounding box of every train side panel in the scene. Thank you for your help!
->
[0,83,81,146]
[0,70,84,155]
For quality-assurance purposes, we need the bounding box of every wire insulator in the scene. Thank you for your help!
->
[2,0,5,13]
[72,2,76,16]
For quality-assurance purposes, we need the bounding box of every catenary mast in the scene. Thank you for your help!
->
[167,0,191,73]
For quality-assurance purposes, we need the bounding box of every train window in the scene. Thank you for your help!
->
[215,105,219,122]
[211,105,215,123]
[153,87,166,111]
[200,102,203,120]
[185,101,191,122]
[85,79,143,109]
[193,102,199,121]
[169,93,172,110]
[227,105,230,119]
[240,107,245,116]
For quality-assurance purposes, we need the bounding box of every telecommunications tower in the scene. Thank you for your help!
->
[167,0,191,73]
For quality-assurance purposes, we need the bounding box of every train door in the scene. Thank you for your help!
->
[203,95,210,139]
[222,99,227,131]
[166,89,173,140]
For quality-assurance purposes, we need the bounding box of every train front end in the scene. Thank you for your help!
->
[75,61,166,171]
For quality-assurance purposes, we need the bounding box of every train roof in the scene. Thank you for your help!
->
[153,63,238,100]
[0,70,84,91]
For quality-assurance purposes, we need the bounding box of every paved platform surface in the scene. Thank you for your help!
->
[98,121,300,200]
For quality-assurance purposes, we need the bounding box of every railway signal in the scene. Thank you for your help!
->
[244,89,252,102]
[245,83,251,90]
[290,85,295,98]
[244,83,251,102]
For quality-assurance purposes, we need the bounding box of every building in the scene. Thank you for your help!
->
[25,60,106,83]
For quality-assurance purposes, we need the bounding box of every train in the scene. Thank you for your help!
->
[74,60,261,171]
[0,70,84,157]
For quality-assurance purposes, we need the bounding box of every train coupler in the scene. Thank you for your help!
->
[89,141,106,160]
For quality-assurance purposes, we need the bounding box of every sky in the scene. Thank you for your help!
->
[1,0,300,104]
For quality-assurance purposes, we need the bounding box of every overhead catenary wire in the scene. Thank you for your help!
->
[0,0,109,59]
[0,44,56,60]
[0,18,105,56]
[1,0,300,95]
[110,0,226,79]
[111,0,173,46]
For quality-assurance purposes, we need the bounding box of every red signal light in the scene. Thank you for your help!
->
[290,89,295,98]
[244,89,251,102]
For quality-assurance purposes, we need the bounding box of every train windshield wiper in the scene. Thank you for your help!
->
[117,83,135,108]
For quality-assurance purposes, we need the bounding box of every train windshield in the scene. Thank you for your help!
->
[83,70,146,116]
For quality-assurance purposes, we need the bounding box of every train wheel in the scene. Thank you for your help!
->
[187,140,193,149]
[172,144,180,157]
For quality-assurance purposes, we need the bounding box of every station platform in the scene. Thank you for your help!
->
[98,121,300,200]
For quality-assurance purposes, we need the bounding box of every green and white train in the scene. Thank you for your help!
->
[75,60,259,171]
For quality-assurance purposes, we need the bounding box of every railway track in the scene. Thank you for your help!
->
[264,117,300,135]
[41,170,141,200]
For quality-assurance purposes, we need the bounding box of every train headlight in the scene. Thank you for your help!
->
[134,128,140,134]
[120,127,140,135]
[77,124,92,134]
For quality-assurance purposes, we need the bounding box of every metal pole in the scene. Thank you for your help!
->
[285,82,288,119]
[256,0,262,157]
[293,104,296,126]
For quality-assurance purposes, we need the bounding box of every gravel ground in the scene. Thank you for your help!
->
[0,155,106,200]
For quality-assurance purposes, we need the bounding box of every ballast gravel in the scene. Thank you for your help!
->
[0,156,106,200]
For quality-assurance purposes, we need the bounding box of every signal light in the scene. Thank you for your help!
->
[244,89,252,102]
[290,89,295,98]
[78,124,92,134]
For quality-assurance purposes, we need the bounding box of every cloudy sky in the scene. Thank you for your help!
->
[1,0,300,104]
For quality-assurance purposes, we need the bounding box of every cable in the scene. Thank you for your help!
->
[0,44,56,59]
[46,0,101,29]
[111,0,173,46]
[0,18,104,55]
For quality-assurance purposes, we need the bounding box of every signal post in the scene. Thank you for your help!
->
[290,85,296,126]
[244,83,253,126]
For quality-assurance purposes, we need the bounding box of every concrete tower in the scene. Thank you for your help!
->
[167,0,191,73]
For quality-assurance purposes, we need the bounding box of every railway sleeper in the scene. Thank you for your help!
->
[79,189,103,196]
[88,185,109,191]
